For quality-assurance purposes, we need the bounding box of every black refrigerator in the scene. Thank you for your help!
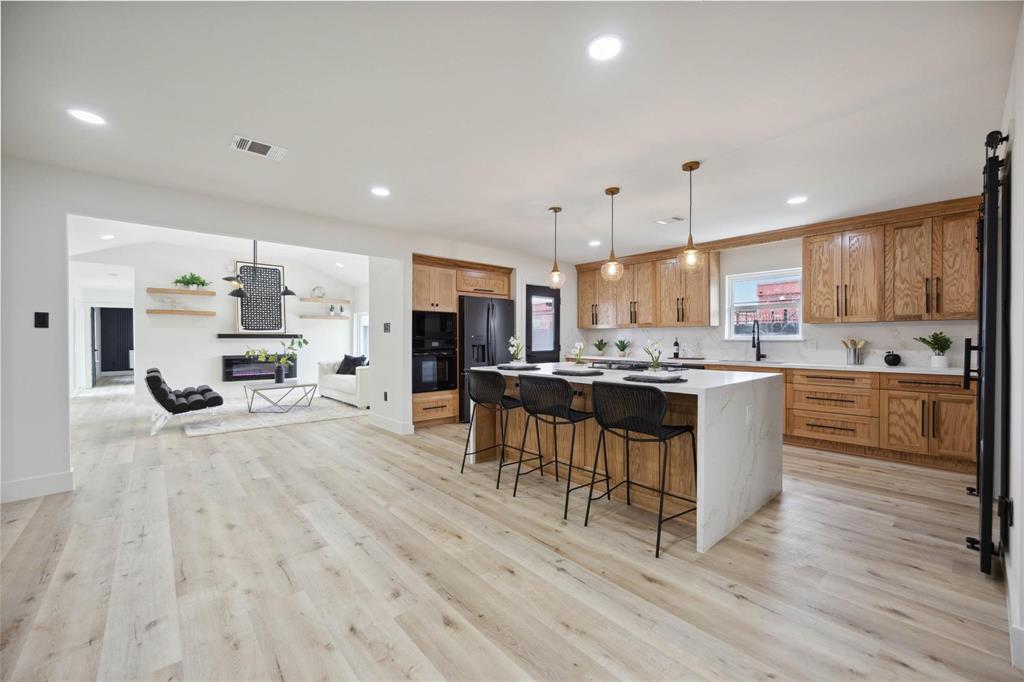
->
[459,296,515,421]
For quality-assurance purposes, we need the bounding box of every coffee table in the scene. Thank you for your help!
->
[244,380,318,413]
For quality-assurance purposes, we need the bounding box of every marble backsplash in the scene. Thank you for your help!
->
[576,319,977,369]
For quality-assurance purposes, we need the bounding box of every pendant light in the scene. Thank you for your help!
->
[226,239,295,297]
[681,161,701,270]
[599,187,624,282]
[546,206,564,289]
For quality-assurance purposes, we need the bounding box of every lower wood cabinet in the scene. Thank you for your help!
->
[413,390,459,423]
[879,390,977,461]
[788,409,878,447]
[878,390,930,454]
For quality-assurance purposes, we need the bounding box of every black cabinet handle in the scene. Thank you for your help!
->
[935,277,941,313]
[844,284,849,317]
[924,278,930,314]
[807,422,856,433]
[805,375,855,382]
[920,400,926,437]
[932,400,938,438]
[806,396,856,404]
[681,296,685,322]
[835,285,840,317]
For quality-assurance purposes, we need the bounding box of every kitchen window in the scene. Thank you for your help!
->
[725,268,802,340]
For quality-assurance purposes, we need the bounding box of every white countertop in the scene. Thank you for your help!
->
[476,362,779,396]
[571,355,964,376]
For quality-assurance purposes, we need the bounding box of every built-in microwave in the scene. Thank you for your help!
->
[412,311,456,352]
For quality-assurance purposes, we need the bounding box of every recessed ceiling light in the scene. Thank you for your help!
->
[67,109,106,125]
[335,262,345,268]
[654,219,669,225]
[370,186,391,197]
[588,35,622,61]
[588,240,601,247]
[787,196,808,205]
[100,234,115,240]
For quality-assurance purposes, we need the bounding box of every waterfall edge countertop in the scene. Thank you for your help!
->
[470,363,784,552]
[570,355,965,376]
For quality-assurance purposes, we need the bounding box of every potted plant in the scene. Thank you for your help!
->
[614,339,630,358]
[173,272,211,290]
[571,341,585,365]
[244,338,310,383]
[643,339,664,372]
[508,335,526,364]
[328,304,336,317]
[914,332,952,368]
[593,338,608,356]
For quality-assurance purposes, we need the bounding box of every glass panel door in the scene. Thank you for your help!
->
[525,285,560,363]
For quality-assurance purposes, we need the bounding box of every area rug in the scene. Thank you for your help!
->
[183,397,367,437]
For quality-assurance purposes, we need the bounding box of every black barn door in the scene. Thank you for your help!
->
[99,308,133,372]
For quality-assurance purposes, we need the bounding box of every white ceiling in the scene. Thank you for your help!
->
[68,215,370,287]
[4,2,1020,263]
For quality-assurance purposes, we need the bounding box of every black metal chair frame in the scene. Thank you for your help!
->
[512,376,598,520]
[460,398,533,489]
[584,387,698,558]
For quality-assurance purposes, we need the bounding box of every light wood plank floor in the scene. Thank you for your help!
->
[2,386,1020,681]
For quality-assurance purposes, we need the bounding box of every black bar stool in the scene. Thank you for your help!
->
[513,374,596,519]
[585,381,697,558]
[460,370,525,489]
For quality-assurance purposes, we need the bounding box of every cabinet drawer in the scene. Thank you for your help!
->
[786,384,878,417]
[879,373,975,395]
[457,269,509,297]
[790,369,877,389]
[413,390,459,421]
[788,409,879,447]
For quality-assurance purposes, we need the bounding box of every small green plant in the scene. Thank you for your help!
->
[593,338,608,351]
[507,336,525,361]
[913,332,952,356]
[244,338,310,366]
[614,339,630,352]
[643,339,664,370]
[173,272,211,288]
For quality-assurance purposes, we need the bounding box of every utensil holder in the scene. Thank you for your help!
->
[846,347,863,365]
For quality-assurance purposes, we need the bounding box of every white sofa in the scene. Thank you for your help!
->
[318,361,370,409]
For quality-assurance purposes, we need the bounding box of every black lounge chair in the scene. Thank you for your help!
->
[145,368,223,434]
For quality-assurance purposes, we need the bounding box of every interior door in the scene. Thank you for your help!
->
[525,285,560,363]
[932,211,978,320]
[885,218,932,320]
[99,307,133,372]
[656,258,682,327]
[929,393,977,460]
[803,233,842,323]
[577,269,597,329]
[879,390,930,454]
[90,306,99,387]
[841,226,884,322]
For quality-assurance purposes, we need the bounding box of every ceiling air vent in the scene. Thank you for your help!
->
[230,134,288,161]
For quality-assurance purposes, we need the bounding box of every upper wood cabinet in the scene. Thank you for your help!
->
[594,271,617,328]
[456,268,509,298]
[884,211,977,321]
[412,265,457,312]
[578,269,597,329]
[653,252,719,328]
[803,227,883,323]
[931,211,978,320]
[615,262,657,327]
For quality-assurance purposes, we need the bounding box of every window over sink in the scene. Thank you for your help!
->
[725,268,802,340]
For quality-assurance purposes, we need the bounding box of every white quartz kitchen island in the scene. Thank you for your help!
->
[469,363,784,552]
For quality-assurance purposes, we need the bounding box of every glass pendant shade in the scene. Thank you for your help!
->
[683,234,699,270]
[600,187,623,282]
[546,206,564,289]
[681,160,701,272]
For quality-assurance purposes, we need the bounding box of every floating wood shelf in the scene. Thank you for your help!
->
[146,287,216,297]
[146,309,216,317]
[217,333,303,339]
[298,314,351,320]
[298,297,351,305]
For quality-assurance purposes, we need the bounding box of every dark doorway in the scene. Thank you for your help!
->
[99,307,134,373]
[90,307,98,387]
[525,285,560,363]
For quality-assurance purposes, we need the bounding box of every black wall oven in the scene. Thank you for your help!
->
[413,311,458,393]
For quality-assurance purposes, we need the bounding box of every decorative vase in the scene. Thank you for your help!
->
[884,351,901,367]
[595,349,605,356]
[931,354,949,369]
[274,364,286,383]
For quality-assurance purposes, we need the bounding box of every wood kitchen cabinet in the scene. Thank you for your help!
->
[803,227,883,323]
[456,268,509,298]
[578,269,597,329]
[615,262,656,327]
[884,212,977,321]
[879,390,930,454]
[880,389,977,460]
[654,252,719,327]
[595,272,617,328]
[929,392,977,460]
[412,264,457,312]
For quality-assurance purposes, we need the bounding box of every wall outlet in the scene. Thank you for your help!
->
[384,391,388,401]
[745,405,753,426]
[383,322,391,333]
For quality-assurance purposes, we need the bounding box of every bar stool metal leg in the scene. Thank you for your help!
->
[535,417,545,478]
[656,440,670,558]
[460,403,477,474]
[584,430,605,526]
[563,422,576,519]
[624,431,631,505]
[495,407,509,489]
[513,414,533,497]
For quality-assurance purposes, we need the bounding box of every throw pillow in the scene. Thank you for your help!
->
[337,355,366,375]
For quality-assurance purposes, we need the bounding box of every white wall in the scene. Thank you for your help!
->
[579,238,976,369]
[1001,8,1024,667]
[0,157,576,501]
[71,241,357,396]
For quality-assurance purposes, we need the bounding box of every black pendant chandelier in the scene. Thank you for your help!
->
[226,240,296,298]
